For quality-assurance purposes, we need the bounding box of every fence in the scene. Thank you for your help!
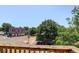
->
[0,45,79,53]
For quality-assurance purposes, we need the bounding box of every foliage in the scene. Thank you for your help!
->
[30,27,37,36]
[24,27,29,30]
[24,26,29,35]
[37,19,58,44]
[57,25,67,32]
[55,32,79,45]
[55,37,64,45]
[2,23,12,34]
[0,27,2,31]
[66,6,79,33]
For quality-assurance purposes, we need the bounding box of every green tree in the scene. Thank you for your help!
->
[24,26,29,35]
[0,27,2,31]
[30,27,37,36]
[66,18,72,27]
[2,23,12,34]
[67,6,79,32]
[37,19,58,45]
[24,27,29,30]
[57,25,66,32]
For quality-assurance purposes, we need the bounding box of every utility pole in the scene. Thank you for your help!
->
[27,28,30,44]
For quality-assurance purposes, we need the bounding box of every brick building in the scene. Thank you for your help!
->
[7,27,26,37]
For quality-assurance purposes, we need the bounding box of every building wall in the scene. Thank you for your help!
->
[8,28,25,37]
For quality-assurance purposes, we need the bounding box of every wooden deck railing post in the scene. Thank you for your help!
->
[0,48,3,53]
[34,50,35,53]
[24,49,26,53]
[28,49,31,53]
[10,49,12,53]
[4,48,7,53]
[14,49,17,53]
[19,49,21,53]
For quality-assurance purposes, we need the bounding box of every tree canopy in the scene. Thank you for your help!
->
[37,19,58,45]
[2,23,12,34]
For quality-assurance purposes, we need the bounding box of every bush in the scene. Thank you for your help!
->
[55,38,63,45]
[55,32,79,45]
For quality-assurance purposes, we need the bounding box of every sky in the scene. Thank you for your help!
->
[0,5,74,27]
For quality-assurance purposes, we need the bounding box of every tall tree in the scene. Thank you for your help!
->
[2,23,12,34]
[71,6,79,32]
[37,19,58,45]
[66,6,79,33]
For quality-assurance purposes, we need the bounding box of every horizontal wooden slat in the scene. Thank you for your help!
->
[0,45,78,53]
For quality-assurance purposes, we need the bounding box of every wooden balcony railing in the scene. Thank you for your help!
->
[0,45,79,53]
